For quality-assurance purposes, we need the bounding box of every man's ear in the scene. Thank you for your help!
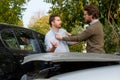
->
[51,21,54,26]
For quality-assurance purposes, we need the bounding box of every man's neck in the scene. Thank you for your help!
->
[52,26,60,32]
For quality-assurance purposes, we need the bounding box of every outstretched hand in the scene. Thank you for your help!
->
[50,41,59,48]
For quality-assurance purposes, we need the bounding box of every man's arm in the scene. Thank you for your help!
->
[47,41,59,52]
[56,26,94,42]
[47,46,56,52]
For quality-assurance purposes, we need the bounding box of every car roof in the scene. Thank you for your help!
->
[0,23,38,33]
[0,23,42,35]
[0,23,24,30]
[22,52,120,64]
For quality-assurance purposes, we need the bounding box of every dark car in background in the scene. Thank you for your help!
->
[0,23,46,80]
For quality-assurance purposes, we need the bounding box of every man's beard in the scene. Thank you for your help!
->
[57,25,61,29]
[58,26,61,29]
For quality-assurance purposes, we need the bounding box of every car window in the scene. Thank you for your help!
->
[36,33,46,52]
[1,30,19,49]
[1,28,42,53]
[15,30,41,52]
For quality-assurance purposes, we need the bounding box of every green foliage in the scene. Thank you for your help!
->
[69,42,84,52]
[28,15,50,35]
[0,0,30,25]
[17,20,24,27]
[98,0,120,53]
[45,0,86,32]
[44,0,120,53]
[104,20,120,53]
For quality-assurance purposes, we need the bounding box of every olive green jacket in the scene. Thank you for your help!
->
[63,21,105,53]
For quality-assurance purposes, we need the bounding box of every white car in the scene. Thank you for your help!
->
[21,52,120,80]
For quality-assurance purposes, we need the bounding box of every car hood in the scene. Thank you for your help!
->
[22,52,120,64]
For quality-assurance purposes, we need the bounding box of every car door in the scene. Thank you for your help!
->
[0,28,46,73]
[0,47,21,80]
[1,29,24,62]
[0,24,46,79]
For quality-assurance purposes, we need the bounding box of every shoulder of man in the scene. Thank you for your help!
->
[45,29,52,36]
[60,28,67,32]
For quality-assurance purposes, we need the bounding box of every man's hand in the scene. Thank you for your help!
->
[56,34,63,40]
[48,41,59,52]
[50,41,59,48]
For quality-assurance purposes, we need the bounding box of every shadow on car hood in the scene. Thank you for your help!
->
[21,52,120,64]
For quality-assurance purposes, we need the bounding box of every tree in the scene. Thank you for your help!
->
[0,0,30,25]
[45,0,86,32]
[98,0,120,53]
[44,0,120,53]
[28,15,50,35]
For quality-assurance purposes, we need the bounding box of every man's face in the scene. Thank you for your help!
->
[52,16,62,28]
[83,11,92,23]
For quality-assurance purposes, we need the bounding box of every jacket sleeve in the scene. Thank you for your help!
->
[62,26,94,42]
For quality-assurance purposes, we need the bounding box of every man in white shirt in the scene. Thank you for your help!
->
[45,14,73,52]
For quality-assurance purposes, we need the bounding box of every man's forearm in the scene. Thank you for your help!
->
[47,47,56,52]
[62,35,79,42]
